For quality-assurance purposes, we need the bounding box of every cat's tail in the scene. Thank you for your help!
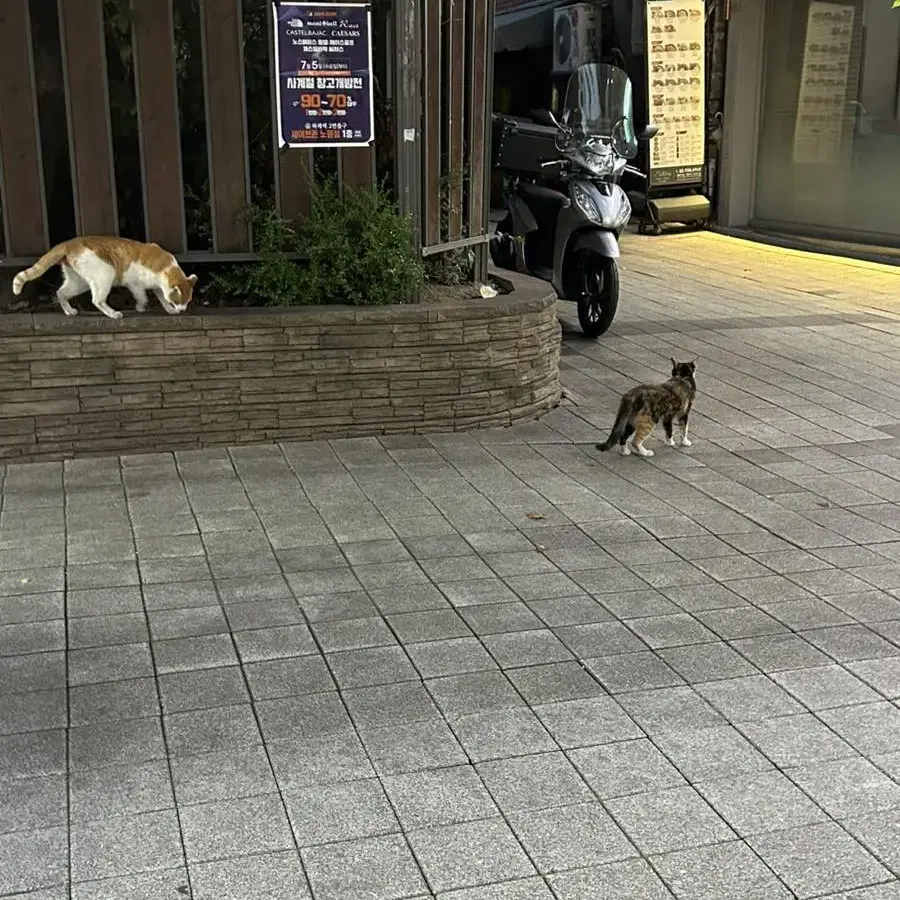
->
[596,398,631,451]
[12,243,69,295]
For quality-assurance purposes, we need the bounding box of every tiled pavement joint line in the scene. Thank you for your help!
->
[125,454,196,900]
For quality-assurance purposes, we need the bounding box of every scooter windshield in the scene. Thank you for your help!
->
[559,63,637,164]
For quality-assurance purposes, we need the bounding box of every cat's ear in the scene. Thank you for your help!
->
[188,273,198,285]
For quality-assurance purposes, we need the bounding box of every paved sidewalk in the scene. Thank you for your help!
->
[3,233,900,900]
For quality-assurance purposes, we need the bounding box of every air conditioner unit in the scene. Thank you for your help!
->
[552,3,600,75]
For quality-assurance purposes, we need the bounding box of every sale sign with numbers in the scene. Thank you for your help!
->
[273,1,374,147]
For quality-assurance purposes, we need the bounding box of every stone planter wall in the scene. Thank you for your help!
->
[0,284,561,463]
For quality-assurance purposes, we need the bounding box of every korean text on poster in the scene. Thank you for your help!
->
[273,1,374,148]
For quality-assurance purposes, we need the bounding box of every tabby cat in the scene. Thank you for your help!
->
[597,359,696,457]
[12,236,198,320]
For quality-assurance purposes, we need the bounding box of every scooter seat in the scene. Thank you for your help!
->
[515,182,569,230]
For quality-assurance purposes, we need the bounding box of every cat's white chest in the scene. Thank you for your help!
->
[122,261,163,291]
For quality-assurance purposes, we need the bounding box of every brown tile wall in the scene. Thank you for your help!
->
[0,291,561,462]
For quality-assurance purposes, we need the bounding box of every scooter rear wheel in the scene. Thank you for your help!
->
[576,251,619,338]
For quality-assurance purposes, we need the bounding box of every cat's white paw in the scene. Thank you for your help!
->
[681,438,693,447]
[665,437,676,447]
[105,309,123,320]
[620,444,632,456]
[62,307,78,316]
[636,446,654,458]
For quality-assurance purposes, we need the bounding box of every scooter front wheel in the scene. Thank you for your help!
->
[576,251,619,338]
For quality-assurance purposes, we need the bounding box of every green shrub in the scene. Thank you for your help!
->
[211,180,424,307]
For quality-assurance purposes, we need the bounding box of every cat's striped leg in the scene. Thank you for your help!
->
[664,416,676,447]
[678,413,692,447]
[632,415,655,458]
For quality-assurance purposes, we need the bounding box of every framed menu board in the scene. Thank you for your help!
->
[645,0,706,188]
[792,1,856,165]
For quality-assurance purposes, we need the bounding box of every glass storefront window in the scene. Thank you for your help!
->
[754,0,900,245]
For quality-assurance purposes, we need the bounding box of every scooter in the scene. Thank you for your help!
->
[490,63,656,338]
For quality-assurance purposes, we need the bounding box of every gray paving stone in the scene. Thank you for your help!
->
[477,751,593,814]
[842,810,900,874]
[554,622,646,658]
[0,591,64,625]
[71,869,190,900]
[423,555,496,582]
[0,826,68,894]
[696,769,827,836]
[171,745,276,805]
[428,671,524,719]
[483,550,560,577]
[0,774,67,833]
[165,703,261,755]
[605,785,734,855]
[773,664,882,709]
[569,738,686,798]
[509,801,635,874]
[256,692,352,741]
[223,598,304,630]
[695,607,786,640]
[820,701,900,756]
[345,680,440,728]
[534,696,642,749]
[70,809,183,881]
[548,858,675,900]
[0,620,65,656]
[440,578,522,608]
[147,606,229,641]
[361,718,468,774]
[311,615,396,652]
[157,666,250,713]
[383,765,498,829]
[730,634,832,673]
[216,575,292,606]
[328,645,419,687]
[68,561,140,590]
[652,725,773,783]
[625,613,718,649]
[506,661,605,704]
[586,650,684,694]
[302,833,426,900]
[268,732,375,789]
[141,580,220,611]
[847,657,900,700]
[69,717,166,770]
[408,817,535,893]
[762,599,854,631]
[740,713,857,767]
[286,777,399,846]
[659,642,758,683]
[70,759,173,823]
[153,633,238,674]
[179,794,294,863]
[450,707,556,762]
[788,756,900,818]
[0,688,66,735]
[662,582,749,613]
[69,641,155,685]
[696,675,804,722]
[190,850,311,900]
[0,650,65,694]
[593,589,680,620]
[437,877,555,900]
[0,729,66,779]
[749,822,891,899]
[483,628,573,667]
[388,608,472,643]
[406,637,496,678]
[651,840,793,900]
[460,602,545,635]
[802,625,900,662]
[233,624,316,662]
[617,686,725,733]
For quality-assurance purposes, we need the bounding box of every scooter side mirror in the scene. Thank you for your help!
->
[638,123,660,141]
[530,109,559,128]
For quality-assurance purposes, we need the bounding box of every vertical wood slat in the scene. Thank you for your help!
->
[267,1,313,222]
[58,0,117,235]
[467,0,488,239]
[198,0,250,252]
[0,0,48,256]
[338,147,375,193]
[392,0,422,242]
[446,0,466,240]
[422,0,441,246]
[131,0,186,252]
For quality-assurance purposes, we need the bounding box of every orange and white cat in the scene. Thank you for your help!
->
[12,236,198,320]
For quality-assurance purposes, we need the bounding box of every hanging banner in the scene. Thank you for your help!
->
[645,0,706,188]
[272,1,375,148]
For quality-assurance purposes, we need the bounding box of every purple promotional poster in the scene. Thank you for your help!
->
[273,2,374,148]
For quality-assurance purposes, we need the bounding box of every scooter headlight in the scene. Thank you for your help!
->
[572,182,602,222]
